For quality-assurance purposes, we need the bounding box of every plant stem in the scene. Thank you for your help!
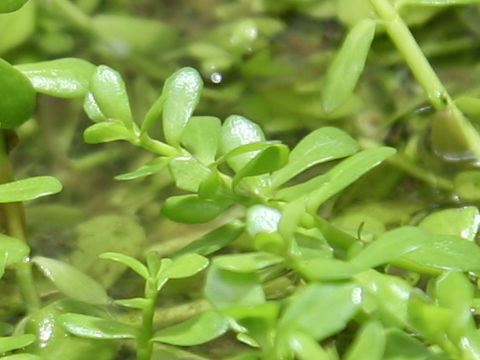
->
[369,0,480,158]
[0,132,40,313]
[42,0,93,35]
[136,279,159,360]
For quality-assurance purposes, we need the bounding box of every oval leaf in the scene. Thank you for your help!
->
[15,58,96,98]
[246,205,282,237]
[91,65,134,128]
[272,127,359,187]
[162,67,203,146]
[322,19,376,113]
[169,156,211,192]
[162,253,209,279]
[99,252,149,279]
[32,256,109,305]
[152,310,228,346]
[0,176,62,203]
[214,252,283,273]
[0,334,35,353]
[0,233,29,266]
[0,1,34,54]
[59,313,137,339]
[0,58,35,129]
[180,116,221,164]
[161,195,228,224]
[83,121,132,144]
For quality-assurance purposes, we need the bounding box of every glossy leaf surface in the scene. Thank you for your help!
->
[246,205,282,236]
[32,256,109,305]
[307,147,396,212]
[162,67,203,146]
[59,313,138,339]
[272,127,359,187]
[91,65,134,128]
[278,282,361,340]
[181,116,221,164]
[322,19,376,113]
[152,310,228,346]
[0,176,62,203]
[16,58,96,98]
[0,334,35,353]
[219,115,266,171]
[162,195,227,223]
[0,58,35,129]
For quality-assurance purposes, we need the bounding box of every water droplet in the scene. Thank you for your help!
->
[210,72,223,84]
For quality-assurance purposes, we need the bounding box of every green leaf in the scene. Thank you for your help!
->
[246,205,282,237]
[83,92,106,123]
[350,227,424,269]
[0,176,62,203]
[83,120,132,144]
[399,0,480,6]
[216,141,278,166]
[454,171,480,201]
[419,206,480,241]
[161,253,209,280]
[322,19,376,113]
[295,258,361,281]
[0,58,35,129]
[59,313,138,339]
[162,67,203,146]
[0,0,28,13]
[219,115,266,172]
[0,1,34,54]
[15,58,96,98]
[91,65,134,128]
[272,127,359,187]
[0,334,35,353]
[152,310,228,346]
[408,295,453,342]
[288,332,332,360]
[169,156,211,192]
[204,264,265,310]
[278,282,361,340]
[0,251,6,279]
[174,221,244,257]
[393,227,480,273]
[114,298,151,310]
[180,116,221,164]
[307,147,396,213]
[344,321,385,360]
[99,252,148,279]
[384,328,448,360]
[0,233,29,266]
[115,157,170,180]
[32,256,110,305]
[214,252,283,273]
[233,144,289,186]
[277,174,330,201]
[0,354,43,360]
[162,195,228,224]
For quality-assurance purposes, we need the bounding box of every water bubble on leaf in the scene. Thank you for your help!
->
[210,72,223,84]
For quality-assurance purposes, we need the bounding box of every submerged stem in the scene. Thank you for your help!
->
[136,279,159,360]
[0,131,40,313]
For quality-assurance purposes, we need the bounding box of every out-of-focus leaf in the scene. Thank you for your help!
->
[83,121,132,144]
[204,264,265,310]
[288,332,332,360]
[161,253,209,280]
[169,156,211,192]
[0,0,29,13]
[16,58,96,98]
[0,334,35,353]
[454,171,480,201]
[0,58,35,129]
[32,256,109,305]
[408,295,453,342]
[162,195,228,224]
[322,19,376,113]
[0,176,62,203]
[272,127,359,187]
[0,1,35,54]
[90,65,134,128]
[419,206,480,241]
[99,252,148,279]
[384,328,447,360]
[181,116,221,164]
[307,147,396,213]
[0,354,44,360]
[246,205,282,237]
[278,282,361,340]
[233,144,289,186]
[59,313,137,339]
[161,67,203,146]
[152,311,228,346]
[114,297,150,310]
[175,221,244,257]
[115,157,169,180]
[337,0,375,26]
[0,233,29,266]
[219,115,266,171]
[295,258,360,281]
[344,321,385,360]
[214,252,283,273]
[277,174,329,201]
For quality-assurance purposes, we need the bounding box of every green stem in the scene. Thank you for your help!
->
[136,279,159,360]
[369,0,480,158]
[139,134,180,157]
[0,132,40,313]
